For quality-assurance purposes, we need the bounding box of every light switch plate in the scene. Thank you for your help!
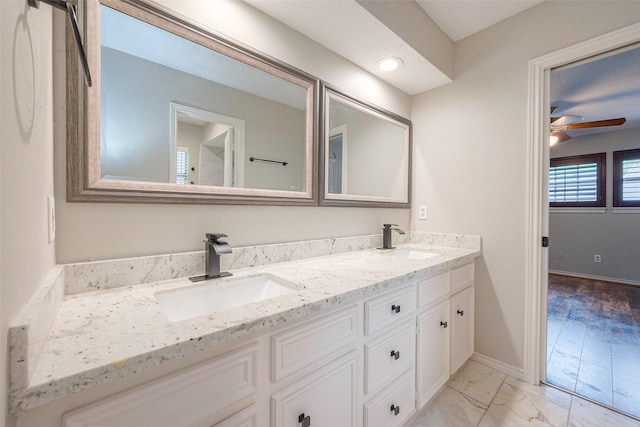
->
[47,196,56,243]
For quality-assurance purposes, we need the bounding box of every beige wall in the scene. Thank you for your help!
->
[1,2,57,426]
[411,1,640,369]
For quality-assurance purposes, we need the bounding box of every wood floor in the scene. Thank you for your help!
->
[546,273,640,419]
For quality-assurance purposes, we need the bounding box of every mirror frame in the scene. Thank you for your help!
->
[319,84,412,208]
[67,0,319,205]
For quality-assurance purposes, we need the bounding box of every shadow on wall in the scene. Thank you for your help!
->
[474,256,522,369]
[12,1,36,140]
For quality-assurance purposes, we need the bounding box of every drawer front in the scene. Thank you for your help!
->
[272,304,359,382]
[364,320,415,396]
[364,284,416,336]
[417,271,450,309]
[271,351,358,427]
[63,343,258,427]
[364,369,415,427]
[451,262,474,294]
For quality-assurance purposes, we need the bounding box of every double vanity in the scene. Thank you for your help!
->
[9,232,480,426]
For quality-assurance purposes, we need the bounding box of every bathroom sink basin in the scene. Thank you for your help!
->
[387,249,440,260]
[156,275,298,321]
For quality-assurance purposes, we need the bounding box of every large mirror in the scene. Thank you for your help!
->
[320,86,411,207]
[68,0,318,204]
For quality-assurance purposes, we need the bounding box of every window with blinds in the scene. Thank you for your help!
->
[614,148,640,207]
[176,146,190,185]
[549,153,606,207]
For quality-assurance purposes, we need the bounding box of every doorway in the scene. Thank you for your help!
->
[523,20,640,418]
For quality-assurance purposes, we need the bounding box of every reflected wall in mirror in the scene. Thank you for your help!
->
[68,0,318,204]
[321,87,411,207]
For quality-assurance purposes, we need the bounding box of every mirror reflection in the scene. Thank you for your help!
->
[324,90,410,205]
[99,4,310,193]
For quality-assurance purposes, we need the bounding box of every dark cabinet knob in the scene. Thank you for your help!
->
[391,304,401,314]
[457,310,464,316]
[390,350,400,360]
[298,413,311,427]
[440,321,448,328]
[390,404,400,416]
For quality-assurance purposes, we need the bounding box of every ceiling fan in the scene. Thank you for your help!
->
[549,106,626,146]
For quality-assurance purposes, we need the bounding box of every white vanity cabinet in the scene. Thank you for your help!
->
[271,351,358,427]
[449,262,475,375]
[62,343,259,427]
[363,284,417,427]
[415,262,475,409]
[60,261,475,427]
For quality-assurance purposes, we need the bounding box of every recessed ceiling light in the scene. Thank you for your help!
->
[376,57,403,72]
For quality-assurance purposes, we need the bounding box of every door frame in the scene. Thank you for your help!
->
[523,22,640,384]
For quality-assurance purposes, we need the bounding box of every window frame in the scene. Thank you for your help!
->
[549,152,606,208]
[613,148,640,207]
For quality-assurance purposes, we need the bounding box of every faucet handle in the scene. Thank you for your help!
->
[383,224,398,228]
[206,233,228,242]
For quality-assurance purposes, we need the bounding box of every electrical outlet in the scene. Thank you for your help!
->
[418,205,428,220]
[594,254,601,263]
[47,196,56,243]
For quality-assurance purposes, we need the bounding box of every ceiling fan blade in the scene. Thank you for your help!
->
[550,131,572,145]
[565,118,626,129]
[551,115,583,126]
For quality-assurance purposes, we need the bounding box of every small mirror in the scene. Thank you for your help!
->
[321,87,411,207]
[68,0,318,204]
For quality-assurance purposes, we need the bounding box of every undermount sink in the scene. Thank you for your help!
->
[387,249,440,260]
[156,275,298,321]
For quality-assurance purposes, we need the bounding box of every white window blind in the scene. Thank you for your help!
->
[549,162,599,203]
[176,146,189,185]
[621,158,640,202]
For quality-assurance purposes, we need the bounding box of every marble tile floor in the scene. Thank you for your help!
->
[406,359,640,427]
[546,274,640,419]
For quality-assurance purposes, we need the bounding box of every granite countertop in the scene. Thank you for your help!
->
[11,242,480,411]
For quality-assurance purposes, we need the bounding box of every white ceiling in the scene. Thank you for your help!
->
[246,0,640,138]
[550,43,640,139]
[415,0,543,42]
[245,0,543,95]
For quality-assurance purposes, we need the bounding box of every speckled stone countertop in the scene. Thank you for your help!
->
[10,241,480,412]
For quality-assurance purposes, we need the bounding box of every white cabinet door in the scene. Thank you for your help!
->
[416,300,450,409]
[450,286,474,374]
[271,351,358,427]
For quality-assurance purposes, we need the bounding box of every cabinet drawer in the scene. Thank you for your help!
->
[271,351,358,427]
[364,320,415,396]
[364,284,416,336]
[63,343,258,427]
[451,262,474,294]
[272,305,359,382]
[417,271,450,308]
[364,369,415,427]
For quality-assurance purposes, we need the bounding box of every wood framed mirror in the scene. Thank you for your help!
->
[67,0,319,205]
[320,84,412,208]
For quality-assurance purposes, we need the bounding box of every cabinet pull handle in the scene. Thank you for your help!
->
[298,413,311,427]
[391,304,401,313]
[457,310,464,316]
[390,350,400,360]
[390,404,400,416]
[440,321,448,328]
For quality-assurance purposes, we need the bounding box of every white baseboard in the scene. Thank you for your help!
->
[471,353,524,381]
[549,270,640,287]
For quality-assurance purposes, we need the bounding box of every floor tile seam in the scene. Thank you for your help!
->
[472,373,507,427]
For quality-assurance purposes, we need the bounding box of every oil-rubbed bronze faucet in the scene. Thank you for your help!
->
[381,224,405,249]
[189,233,232,282]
